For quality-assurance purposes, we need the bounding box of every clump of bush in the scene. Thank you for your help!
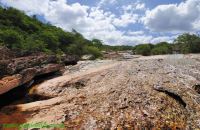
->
[133,42,172,56]
[151,42,172,55]
[134,44,153,56]
[85,46,102,60]
[0,7,103,60]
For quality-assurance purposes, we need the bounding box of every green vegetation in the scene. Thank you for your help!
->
[174,33,200,54]
[0,6,134,59]
[91,39,134,51]
[0,6,200,58]
[151,42,172,55]
[133,34,200,56]
[0,7,103,59]
[134,44,152,56]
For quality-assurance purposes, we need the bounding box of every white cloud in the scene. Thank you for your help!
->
[0,0,49,15]
[0,0,181,45]
[1,0,142,45]
[112,13,138,27]
[143,0,200,32]
[122,2,146,12]
[120,35,153,45]
[135,3,146,10]
[150,36,175,43]
[97,0,117,7]
[127,31,144,35]
[44,1,90,32]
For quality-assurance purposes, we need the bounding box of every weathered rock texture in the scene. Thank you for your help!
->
[0,64,64,95]
[0,55,58,77]
[0,47,79,95]
[0,46,15,60]
[0,55,200,129]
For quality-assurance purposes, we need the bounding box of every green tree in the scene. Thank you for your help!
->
[190,38,200,53]
[151,42,172,55]
[151,46,169,55]
[85,46,102,59]
[40,31,59,51]
[23,34,47,52]
[0,29,23,49]
[174,33,200,53]
[66,42,86,56]
[0,6,151,58]
[92,39,103,49]
[135,44,151,56]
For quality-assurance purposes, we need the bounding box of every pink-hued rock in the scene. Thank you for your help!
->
[0,47,78,95]
[0,55,58,77]
[0,64,65,95]
[0,75,22,94]
[36,64,64,75]
[1,55,199,129]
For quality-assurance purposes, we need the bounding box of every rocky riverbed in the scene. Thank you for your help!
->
[0,54,200,129]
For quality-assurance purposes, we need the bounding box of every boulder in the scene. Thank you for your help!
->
[0,64,64,95]
[0,54,78,77]
[0,75,22,95]
[61,55,79,65]
[0,47,79,95]
[36,64,65,76]
[0,68,37,95]
[20,68,37,84]
[0,55,58,77]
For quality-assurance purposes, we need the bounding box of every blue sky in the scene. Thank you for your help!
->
[1,0,200,45]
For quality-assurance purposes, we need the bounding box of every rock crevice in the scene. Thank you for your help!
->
[0,47,79,95]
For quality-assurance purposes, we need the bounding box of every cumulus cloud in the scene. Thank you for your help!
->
[150,36,175,43]
[44,1,90,31]
[127,31,144,35]
[122,2,146,12]
[1,0,143,45]
[1,0,90,31]
[143,0,200,32]
[135,3,146,10]
[112,13,138,27]
[0,0,185,45]
[0,0,49,15]
[97,0,117,7]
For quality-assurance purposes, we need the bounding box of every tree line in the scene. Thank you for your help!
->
[0,6,200,58]
[133,33,200,56]
[0,7,104,59]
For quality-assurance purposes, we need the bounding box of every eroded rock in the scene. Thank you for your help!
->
[0,55,200,129]
[0,47,78,95]
[0,64,65,95]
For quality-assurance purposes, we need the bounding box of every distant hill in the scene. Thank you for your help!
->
[0,6,105,59]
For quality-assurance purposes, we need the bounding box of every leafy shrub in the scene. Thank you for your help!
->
[0,29,23,49]
[135,44,151,56]
[151,46,170,55]
[0,6,104,59]
[85,46,102,59]
[174,33,200,53]
[151,42,172,55]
